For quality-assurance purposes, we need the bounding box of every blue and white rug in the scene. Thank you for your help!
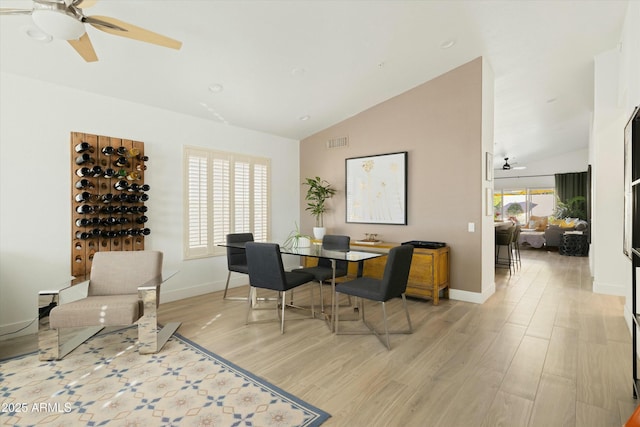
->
[0,327,330,426]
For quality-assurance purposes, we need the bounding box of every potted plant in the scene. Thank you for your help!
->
[302,176,336,239]
[282,222,312,248]
[553,196,586,220]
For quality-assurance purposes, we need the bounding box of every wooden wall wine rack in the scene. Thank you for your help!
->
[71,132,148,278]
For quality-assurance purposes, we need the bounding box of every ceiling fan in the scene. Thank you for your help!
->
[496,157,526,171]
[0,0,182,62]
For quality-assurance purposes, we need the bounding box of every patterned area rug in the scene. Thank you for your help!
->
[0,327,330,426]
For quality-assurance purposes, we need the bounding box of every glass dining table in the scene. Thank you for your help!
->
[219,241,386,331]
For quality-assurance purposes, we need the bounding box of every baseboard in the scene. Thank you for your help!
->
[0,318,38,341]
[449,282,495,304]
[161,276,248,303]
[592,280,626,296]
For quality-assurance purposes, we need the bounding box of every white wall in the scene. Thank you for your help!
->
[593,0,640,328]
[591,49,629,297]
[0,72,301,338]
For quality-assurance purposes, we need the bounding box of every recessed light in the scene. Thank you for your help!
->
[440,39,456,49]
[291,68,306,77]
[298,115,310,121]
[208,84,224,93]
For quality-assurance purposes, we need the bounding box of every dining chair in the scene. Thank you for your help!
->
[244,242,316,333]
[39,250,180,360]
[335,244,414,350]
[292,234,351,313]
[223,233,254,300]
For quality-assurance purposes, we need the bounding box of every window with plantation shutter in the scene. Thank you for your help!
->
[183,146,270,259]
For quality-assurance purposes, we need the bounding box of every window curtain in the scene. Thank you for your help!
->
[555,171,589,227]
[555,171,588,203]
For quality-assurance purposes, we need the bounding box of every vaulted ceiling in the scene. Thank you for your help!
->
[0,0,629,167]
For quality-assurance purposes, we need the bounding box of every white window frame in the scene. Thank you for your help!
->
[183,146,270,259]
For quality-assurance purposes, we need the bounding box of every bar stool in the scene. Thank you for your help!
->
[495,225,516,275]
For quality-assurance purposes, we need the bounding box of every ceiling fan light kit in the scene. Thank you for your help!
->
[32,8,85,40]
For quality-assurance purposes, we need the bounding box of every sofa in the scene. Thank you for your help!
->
[544,218,589,247]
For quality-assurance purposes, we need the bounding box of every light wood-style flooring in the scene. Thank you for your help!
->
[2,247,639,426]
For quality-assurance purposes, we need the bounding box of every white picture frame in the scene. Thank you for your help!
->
[486,152,493,182]
[345,151,408,225]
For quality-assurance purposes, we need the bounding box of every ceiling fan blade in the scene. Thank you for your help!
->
[86,15,182,50]
[67,32,98,62]
[75,0,97,9]
[0,8,33,15]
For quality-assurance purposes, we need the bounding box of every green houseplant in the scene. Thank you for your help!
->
[553,196,586,220]
[282,222,312,248]
[302,176,336,239]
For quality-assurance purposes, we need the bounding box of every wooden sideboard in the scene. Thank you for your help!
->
[303,241,450,305]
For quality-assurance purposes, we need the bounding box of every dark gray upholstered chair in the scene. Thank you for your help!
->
[335,244,414,350]
[38,250,180,360]
[223,233,253,300]
[495,225,516,275]
[292,234,351,312]
[245,242,316,333]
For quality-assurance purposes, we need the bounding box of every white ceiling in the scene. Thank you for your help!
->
[0,0,629,166]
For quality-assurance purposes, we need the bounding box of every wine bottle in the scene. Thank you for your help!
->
[114,180,128,191]
[76,167,92,177]
[90,166,103,177]
[101,193,114,203]
[75,231,91,240]
[74,142,94,153]
[76,204,94,214]
[139,184,150,192]
[101,146,115,156]
[138,205,148,213]
[114,156,129,167]
[116,146,128,156]
[75,192,92,203]
[137,155,149,162]
[126,171,140,181]
[135,215,148,224]
[128,147,140,158]
[75,218,92,227]
[140,194,149,202]
[75,179,94,189]
[128,183,140,192]
[141,228,151,236]
[136,164,148,171]
[103,168,117,179]
[75,153,95,165]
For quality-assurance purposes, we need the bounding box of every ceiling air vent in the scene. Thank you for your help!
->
[326,136,349,149]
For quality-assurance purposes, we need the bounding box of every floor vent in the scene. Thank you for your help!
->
[326,136,348,149]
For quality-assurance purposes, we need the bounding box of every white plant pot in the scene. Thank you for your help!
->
[297,236,311,248]
[313,227,326,240]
